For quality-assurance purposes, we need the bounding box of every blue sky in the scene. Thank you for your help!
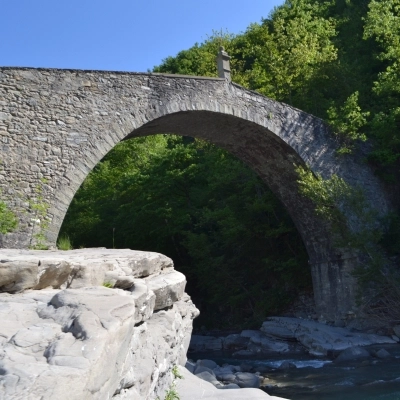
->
[1,0,283,72]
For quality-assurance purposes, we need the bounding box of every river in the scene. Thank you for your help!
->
[189,344,400,400]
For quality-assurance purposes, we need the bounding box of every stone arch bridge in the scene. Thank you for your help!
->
[0,67,389,320]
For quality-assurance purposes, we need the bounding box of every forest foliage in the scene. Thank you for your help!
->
[61,0,400,328]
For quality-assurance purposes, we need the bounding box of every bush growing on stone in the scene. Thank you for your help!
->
[57,234,73,250]
[0,198,18,234]
[163,385,180,400]
[158,366,183,400]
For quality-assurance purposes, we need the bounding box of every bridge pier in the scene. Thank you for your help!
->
[310,253,359,321]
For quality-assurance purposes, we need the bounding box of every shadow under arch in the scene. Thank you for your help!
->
[110,110,356,322]
[127,110,328,263]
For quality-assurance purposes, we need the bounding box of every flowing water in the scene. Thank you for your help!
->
[189,345,400,400]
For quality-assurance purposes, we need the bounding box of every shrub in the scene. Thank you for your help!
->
[0,199,18,234]
[57,235,73,250]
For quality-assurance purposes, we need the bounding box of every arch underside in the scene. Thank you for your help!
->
[126,111,357,321]
[128,111,331,264]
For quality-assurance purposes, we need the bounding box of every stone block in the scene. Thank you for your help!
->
[145,270,186,310]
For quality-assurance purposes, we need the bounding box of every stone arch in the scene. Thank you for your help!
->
[0,68,389,320]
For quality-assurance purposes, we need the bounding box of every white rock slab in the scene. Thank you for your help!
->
[0,248,173,292]
[177,366,288,400]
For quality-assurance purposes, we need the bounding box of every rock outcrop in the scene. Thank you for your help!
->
[0,248,198,400]
[177,366,287,400]
[260,317,396,356]
[189,316,396,359]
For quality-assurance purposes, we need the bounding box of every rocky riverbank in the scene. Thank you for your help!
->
[187,317,400,399]
[189,316,397,357]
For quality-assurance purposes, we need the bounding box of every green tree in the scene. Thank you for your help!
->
[364,0,400,169]
[237,1,337,106]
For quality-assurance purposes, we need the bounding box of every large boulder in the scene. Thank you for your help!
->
[214,366,237,382]
[0,248,173,292]
[195,371,221,386]
[223,334,250,350]
[334,346,371,363]
[216,372,237,383]
[0,249,199,400]
[241,330,291,354]
[260,322,296,340]
[145,269,186,310]
[234,372,261,388]
[196,359,218,370]
[189,335,223,352]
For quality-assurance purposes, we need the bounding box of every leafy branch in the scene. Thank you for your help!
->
[327,92,370,154]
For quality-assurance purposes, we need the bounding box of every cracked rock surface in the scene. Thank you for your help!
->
[261,317,396,356]
[0,249,199,400]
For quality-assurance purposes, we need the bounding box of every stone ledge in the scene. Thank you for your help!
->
[0,248,173,293]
